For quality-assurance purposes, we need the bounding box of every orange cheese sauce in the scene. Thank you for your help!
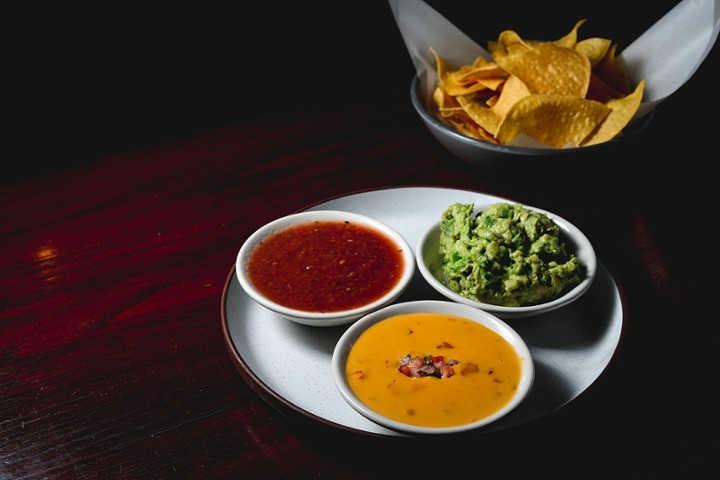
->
[346,312,523,428]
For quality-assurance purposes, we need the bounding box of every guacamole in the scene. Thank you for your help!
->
[439,202,582,307]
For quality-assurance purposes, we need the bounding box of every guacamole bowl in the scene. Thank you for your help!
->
[415,202,597,319]
[331,300,535,435]
[410,75,654,169]
[236,210,415,327]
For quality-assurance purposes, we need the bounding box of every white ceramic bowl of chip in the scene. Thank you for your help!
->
[410,75,654,169]
[416,203,597,319]
[236,210,415,327]
[332,300,535,435]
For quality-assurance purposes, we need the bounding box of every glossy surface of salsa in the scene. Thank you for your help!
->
[247,220,405,312]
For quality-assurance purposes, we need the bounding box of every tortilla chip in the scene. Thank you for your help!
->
[583,80,645,146]
[457,95,502,136]
[496,94,610,147]
[428,20,644,148]
[553,19,586,49]
[496,42,591,97]
[593,43,632,95]
[491,75,532,118]
[576,37,612,67]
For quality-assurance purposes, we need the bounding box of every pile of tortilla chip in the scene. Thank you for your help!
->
[431,20,645,148]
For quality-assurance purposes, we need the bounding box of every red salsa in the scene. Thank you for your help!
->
[247,220,405,312]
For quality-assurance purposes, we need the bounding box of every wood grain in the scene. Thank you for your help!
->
[2,1,716,477]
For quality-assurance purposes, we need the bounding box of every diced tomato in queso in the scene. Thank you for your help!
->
[398,353,457,378]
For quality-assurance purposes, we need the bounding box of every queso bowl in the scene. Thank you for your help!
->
[236,210,415,327]
[332,300,534,435]
[416,202,597,319]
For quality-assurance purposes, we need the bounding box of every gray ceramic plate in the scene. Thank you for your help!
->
[221,186,626,437]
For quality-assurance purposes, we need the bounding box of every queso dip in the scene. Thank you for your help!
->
[345,312,524,428]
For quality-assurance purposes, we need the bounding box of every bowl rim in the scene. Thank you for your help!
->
[415,202,597,319]
[236,209,416,326]
[331,299,535,435]
[409,74,655,156]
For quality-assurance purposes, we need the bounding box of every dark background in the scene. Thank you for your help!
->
[10,0,714,180]
[3,2,719,477]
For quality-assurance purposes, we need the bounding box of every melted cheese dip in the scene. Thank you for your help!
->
[346,312,523,428]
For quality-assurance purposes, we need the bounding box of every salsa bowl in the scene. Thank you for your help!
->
[236,210,415,327]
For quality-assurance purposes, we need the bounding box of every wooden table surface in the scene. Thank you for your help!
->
[3,1,717,478]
